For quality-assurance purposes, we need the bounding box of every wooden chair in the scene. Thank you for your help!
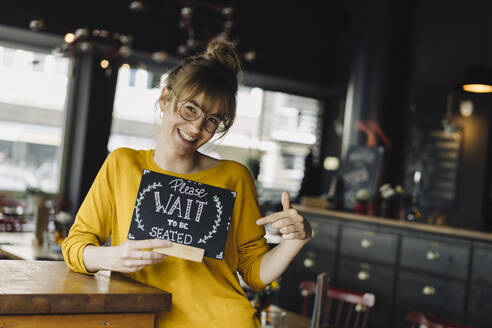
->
[405,311,471,328]
[299,277,376,328]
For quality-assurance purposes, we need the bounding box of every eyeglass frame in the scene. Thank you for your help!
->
[168,88,225,134]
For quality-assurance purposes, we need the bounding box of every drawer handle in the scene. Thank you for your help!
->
[355,304,368,312]
[357,270,370,280]
[426,250,440,260]
[303,258,315,268]
[422,285,436,295]
[360,238,373,248]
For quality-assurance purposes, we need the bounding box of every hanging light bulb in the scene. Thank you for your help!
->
[75,28,89,38]
[29,19,44,31]
[64,33,75,43]
[100,59,109,69]
[244,50,256,63]
[152,51,168,63]
[129,1,145,12]
[459,100,474,117]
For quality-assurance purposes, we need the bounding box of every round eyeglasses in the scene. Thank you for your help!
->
[170,88,224,134]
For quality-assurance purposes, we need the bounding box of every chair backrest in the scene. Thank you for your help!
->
[310,272,330,328]
[299,279,376,328]
[405,311,471,328]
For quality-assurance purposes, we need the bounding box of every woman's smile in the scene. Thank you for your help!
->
[177,128,198,144]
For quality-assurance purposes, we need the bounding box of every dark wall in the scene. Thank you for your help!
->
[410,0,492,230]
[0,0,355,89]
[311,0,492,231]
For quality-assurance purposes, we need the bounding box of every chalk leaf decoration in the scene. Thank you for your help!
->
[134,181,163,231]
[198,195,222,244]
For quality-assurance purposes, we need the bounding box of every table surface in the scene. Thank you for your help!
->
[0,231,64,260]
[269,305,311,328]
[0,260,172,315]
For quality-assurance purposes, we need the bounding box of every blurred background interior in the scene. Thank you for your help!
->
[2,0,492,327]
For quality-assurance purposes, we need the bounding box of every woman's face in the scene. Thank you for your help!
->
[159,89,222,157]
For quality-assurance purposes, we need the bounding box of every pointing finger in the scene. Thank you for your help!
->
[256,212,285,225]
[281,191,291,210]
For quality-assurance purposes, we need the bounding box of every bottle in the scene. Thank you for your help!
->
[326,175,343,210]
[405,171,422,222]
[43,201,57,251]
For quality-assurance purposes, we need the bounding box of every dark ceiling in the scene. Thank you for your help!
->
[0,0,355,87]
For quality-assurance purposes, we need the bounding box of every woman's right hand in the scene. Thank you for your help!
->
[84,239,171,273]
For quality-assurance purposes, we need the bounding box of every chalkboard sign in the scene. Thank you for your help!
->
[128,169,236,261]
[404,127,461,209]
[339,145,385,210]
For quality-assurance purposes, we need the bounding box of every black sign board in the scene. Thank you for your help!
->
[339,145,385,210]
[128,170,236,260]
[404,127,461,209]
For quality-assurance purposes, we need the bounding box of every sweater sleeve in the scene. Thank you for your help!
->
[62,151,115,274]
[234,163,269,291]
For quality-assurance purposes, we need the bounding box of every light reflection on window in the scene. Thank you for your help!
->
[109,66,323,201]
[0,45,70,193]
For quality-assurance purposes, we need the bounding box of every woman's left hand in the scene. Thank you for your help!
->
[256,191,312,241]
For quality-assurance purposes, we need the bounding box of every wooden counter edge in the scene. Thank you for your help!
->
[294,204,492,242]
[0,261,172,315]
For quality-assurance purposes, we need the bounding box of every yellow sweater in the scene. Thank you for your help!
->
[62,148,269,328]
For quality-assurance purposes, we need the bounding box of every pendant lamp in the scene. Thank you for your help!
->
[461,2,492,93]
[462,66,492,93]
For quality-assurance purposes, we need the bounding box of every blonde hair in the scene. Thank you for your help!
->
[161,39,241,136]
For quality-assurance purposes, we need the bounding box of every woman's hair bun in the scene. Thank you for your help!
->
[203,39,241,77]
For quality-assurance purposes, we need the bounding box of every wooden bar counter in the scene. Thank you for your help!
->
[0,261,172,328]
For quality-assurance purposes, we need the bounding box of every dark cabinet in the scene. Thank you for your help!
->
[280,208,492,328]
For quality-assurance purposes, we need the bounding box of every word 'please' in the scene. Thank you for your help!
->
[169,179,208,198]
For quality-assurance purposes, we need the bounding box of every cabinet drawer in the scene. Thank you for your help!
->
[396,271,466,317]
[400,236,470,280]
[306,215,339,252]
[471,242,492,285]
[337,257,395,303]
[340,227,398,264]
[467,283,492,326]
[292,249,335,276]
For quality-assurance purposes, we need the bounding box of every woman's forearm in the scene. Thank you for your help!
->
[259,238,309,285]
[83,245,110,272]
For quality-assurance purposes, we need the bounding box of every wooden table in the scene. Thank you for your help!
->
[0,261,172,328]
[0,232,64,261]
[269,305,311,328]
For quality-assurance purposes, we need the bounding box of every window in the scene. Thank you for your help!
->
[108,66,161,152]
[109,66,324,202]
[0,44,71,193]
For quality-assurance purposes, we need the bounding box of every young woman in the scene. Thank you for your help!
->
[62,39,312,328]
